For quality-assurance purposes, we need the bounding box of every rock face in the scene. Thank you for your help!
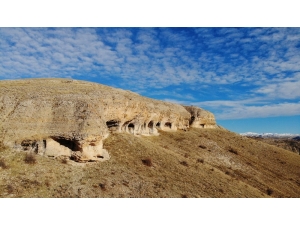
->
[0,78,217,162]
[183,106,217,129]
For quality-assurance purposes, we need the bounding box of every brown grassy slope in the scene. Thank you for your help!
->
[0,128,299,198]
[247,137,300,155]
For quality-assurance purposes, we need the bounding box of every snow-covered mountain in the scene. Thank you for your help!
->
[240,132,300,138]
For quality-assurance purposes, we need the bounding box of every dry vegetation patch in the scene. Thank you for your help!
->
[0,128,300,198]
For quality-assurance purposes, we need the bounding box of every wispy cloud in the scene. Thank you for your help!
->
[1,28,300,120]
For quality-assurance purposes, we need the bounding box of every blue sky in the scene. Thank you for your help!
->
[1,27,300,134]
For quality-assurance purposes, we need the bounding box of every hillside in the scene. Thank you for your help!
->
[246,136,300,155]
[1,128,299,198]
[0,78,299,198]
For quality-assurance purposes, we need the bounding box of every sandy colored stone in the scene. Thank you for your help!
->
[183,106,217,128]
[0,79,217,162]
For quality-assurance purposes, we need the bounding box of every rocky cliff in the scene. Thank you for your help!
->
[0,78,217,162]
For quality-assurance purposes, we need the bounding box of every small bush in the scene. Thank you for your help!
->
[142,158,153,167]
[24,153,36,164]
[228,147,238,155]
[0,142,6,151]
[7,184,14,194]
[45,180,51,187]
[267,188,274,196]
[99,183,106,191]
[180,161,189,167]
[197,158,204,163]
[61,158,68,164]
[181,194,188,198]
[0,158,9,169]
[184,153,189,158]
[199,145,207,149]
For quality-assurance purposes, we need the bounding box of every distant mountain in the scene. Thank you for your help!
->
[240,132,300,138]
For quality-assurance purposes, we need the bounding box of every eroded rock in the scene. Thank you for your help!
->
[2,79,217,162]
[183,106,217,128]
[0,79,217,162]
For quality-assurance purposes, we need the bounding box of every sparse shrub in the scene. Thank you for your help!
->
[227,147,238,155]
[0,142,8,152]
[184,153,189,158]
[122,180,129,187]
[197,158,204,163]
[0,158,9,169]
[199,145,207,149]
[61,158,68,164]
[142,158,153,167]
[181,194,188,198]
[45,180,51,187]
[180,161,189,167]
[7,184,14,194]
[267,188,274,196]
[24,152,36,164]
[99,183,106,191]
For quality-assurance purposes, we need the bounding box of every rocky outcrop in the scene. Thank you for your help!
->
[1,79,213,162]
[183,106,217,129]
[0,79,217,162]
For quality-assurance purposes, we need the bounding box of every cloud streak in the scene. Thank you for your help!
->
[1,28,300,120]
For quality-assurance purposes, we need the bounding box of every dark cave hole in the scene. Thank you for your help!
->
[52,137,78,151]
[106,120,119,131]
[165,122,172,128]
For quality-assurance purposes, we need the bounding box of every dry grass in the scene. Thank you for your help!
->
[0,158,9,169]
[0,128,300,198]
[24,153,37,164]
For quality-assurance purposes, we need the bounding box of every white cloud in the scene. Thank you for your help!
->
[1,27,300,122]
[256,80,300,99]
[217,102,300,119]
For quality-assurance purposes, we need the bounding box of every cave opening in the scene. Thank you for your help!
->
[52,137,79,151]
[190,116,195,125]
[106,120,119,131]
[165,122,172,128]
[200,124,205,128]
[21,140,37,151]
[128,123,135,134]
[148,121,154,128]
[156,122,160,127]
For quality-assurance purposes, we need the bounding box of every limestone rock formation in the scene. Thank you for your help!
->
[1,79,212,162]
[0,79,217,162]
[183,106,217,129]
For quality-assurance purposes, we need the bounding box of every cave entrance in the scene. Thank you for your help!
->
[106,120,119,131]
[52,137,79,151]
[200,124,205,128]
[190,116,195,125]
[128,123,135,134]
[156,122,160,128]
[148,121,154,128]
[165,122,172,129]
